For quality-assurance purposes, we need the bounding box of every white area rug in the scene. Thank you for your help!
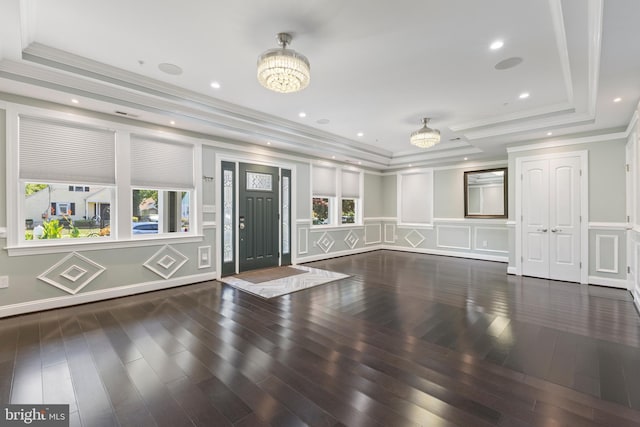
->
[220,265,349,299]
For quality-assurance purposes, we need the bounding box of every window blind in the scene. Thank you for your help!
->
[341,170,360,198]
[312,166,336,196]
[19,115,116,184]
[130,136,194,188]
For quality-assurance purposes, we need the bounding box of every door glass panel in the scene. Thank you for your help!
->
[282,176,290,254]
[246,172,272,191]
[223,169,233,262]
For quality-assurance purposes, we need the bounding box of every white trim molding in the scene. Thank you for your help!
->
[473,226,509,253]
[436,225,471,250]
[588,275,628,290]
[364,223,382,245]
[297,227,309,255]
[381,245,508,263]
[0,272,217,318]
[595,234,619,274]
[384,224,396,243]
[588,222,627,230]
[198,245,212,269]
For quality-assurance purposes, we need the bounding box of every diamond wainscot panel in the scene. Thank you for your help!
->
[38,252,106,294]
[344,230,359,249]
[316,232,335,253]
[144,245,188,279]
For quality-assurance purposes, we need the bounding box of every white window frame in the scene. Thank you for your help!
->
[311,164,363,228]
[6,103,203,256]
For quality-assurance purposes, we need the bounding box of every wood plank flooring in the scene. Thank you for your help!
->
[2,250,640,426]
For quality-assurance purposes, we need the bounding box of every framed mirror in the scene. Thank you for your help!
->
[464,167,507,218]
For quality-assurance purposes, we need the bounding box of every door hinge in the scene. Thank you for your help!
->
[627,164,630,172]
[580,169,582,176]
[521,256,523,262]
[628,266,631,274]
[580,262,582,268]
[628,215,631,222]
[579,215,582,223]
[521,173,523,180]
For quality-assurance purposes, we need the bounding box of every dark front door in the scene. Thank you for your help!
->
[239,163,279,272]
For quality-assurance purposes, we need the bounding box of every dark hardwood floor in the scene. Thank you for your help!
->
[2,250,640,426]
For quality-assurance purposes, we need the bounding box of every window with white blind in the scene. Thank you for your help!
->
[341,169,361,224]
[398,170,434,225]
[19,116,116,241]
[13,111,198,247]
[130,136,194,236]
[311,165,362,226]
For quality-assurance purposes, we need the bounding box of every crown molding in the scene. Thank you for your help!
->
[506,130,627,153]
[448,0,602,142]
[13,45,396,164]
[549,0,574,105]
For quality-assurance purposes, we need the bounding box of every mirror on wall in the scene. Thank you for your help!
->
[464,167,507,218]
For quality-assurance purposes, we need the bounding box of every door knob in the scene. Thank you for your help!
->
[239,223,245,230]
[537,228,548,232]
[551,228,562,233]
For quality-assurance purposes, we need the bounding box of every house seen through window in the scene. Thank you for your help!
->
[24,183,112,240]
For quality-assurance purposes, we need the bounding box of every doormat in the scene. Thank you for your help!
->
[219,265,349,299]
[233,266,307,284]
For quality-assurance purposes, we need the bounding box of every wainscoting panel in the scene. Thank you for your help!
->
[384,223,396,243]
[365,224,382,245]
[436,225,471,250]
[474,227,509,253]
[298,227,309,255]
[595,234,619,274]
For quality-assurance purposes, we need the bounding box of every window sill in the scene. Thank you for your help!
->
[310,224,363,231]
[6,234,205,256]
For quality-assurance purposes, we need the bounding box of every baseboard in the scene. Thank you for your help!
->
[296,245,510,264]
[380,245,508,263]
[588,275,629,289]
[0,272,217,318]
[633,288,640,315]
[296,246,381,263]
[507,266,517,275]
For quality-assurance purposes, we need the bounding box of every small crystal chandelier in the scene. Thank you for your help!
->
[257,32,310,93]
[410,118,441,148]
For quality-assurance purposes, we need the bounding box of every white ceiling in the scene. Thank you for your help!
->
[0,0,639,169]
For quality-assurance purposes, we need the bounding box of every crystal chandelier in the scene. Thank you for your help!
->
[410,118,441,148]
[257,33,310,93]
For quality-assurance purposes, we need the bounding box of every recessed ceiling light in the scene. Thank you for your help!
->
[547,132,553,136]
[298,112,307,118]
[519,92,530,99]
[331,155,336,159]
[358,161,362,165]
[490,40,504,50]
[464,157,468,161]
[170,120,175,125]
[357,132,364,137]
[210,81,221,89]
[613,97,622,103]
[267,141,271,145]
[408,164,413,167]
[71,99,79,104]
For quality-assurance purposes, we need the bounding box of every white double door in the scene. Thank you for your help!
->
[521,155,582,282]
